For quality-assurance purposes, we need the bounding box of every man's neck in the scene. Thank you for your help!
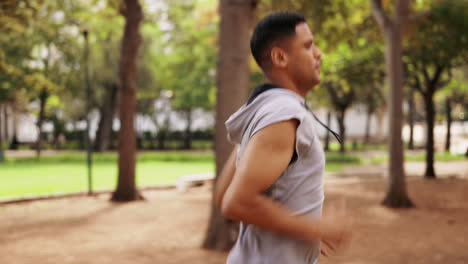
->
[267,76,308,98]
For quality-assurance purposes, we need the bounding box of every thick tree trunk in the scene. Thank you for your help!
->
[408,85,415,150]
[444,98,452,153]
[372,0,413,208]
[203,204,239,251]
[337,109,346,153]
[183,108,192,150]
[35,88,48,159]
[111,0,144,202]
[324,111,331,151]
[203,0,258,251]
[424,92,436,179]
[381,27,413,207]
[95,83,118,152]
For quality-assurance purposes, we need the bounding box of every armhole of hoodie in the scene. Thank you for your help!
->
[249,102,305,165]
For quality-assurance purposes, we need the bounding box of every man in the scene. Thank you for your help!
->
[214,12,352,264]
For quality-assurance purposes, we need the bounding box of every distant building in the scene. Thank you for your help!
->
[1,103,467,154]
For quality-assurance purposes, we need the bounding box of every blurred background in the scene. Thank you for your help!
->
[0,0,467,263]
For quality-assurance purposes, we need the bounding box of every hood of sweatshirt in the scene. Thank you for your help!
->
[225,83,305,144]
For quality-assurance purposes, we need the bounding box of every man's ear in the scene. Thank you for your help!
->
[270,47,288,68]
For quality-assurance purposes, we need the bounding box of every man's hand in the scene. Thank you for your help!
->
[319,199,353,257]
[214,146,238,208]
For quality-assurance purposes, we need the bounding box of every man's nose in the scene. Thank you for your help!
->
[315,46,322,60]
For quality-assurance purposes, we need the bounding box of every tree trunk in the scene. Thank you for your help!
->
[423,92,436,179]
[364,105,372,144]
[408,85,415,150]
[444,98,452,153]
[158,136,165,149]
[203,0,258,251]
[372,0,413,208]
[53,118,61,150]
[0,104,3,162]
[337,109,346,153]
[95,83,118,152]
[3,104,8,145]
[0,104,3,149]
[111,0,144,202]
[157,128,167,150]
[324,111,331,151]
[9,105,19,150]
[156,114,170,150]
[183,108,192,150]
[35,88,49,159]
[375,107,385,141]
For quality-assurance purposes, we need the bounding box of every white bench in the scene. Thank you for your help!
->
[176,172,214,192]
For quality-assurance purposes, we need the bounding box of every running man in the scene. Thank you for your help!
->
[214,11,353,264]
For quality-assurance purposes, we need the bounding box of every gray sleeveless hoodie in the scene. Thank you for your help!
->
[225,87,324,264]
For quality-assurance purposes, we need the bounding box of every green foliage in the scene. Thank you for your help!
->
[407,0,468,67]
[155,0,218,112]
[405,0,468,94]
[435,69,468,117]
[2,0,466,155]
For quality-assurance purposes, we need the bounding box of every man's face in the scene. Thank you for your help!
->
[286,23,322,88]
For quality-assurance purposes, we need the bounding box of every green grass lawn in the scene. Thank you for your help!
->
[0,151,214,199]
[0,151,361,199]
[327,142,387,151]
[371,152,467,164]
[0,161,213,199]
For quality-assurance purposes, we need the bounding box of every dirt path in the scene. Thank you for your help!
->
[1,178,467,264]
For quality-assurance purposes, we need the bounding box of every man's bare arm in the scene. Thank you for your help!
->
[221,120,352,249]
[214,145,238,207]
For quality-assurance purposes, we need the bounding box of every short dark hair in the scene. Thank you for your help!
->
[250,11,306,69]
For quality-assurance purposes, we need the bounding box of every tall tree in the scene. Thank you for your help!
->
[111,0,144,202]
[437,76,468,153]
[30,1,78,158]
[94,32,121,152]
[406,82,416,150]
[322,75,355,153]
[404,0,468,178]
[0,0,76,157]
[95,82,118,152]
[359,48,385,145]
[203,0,259,251]
[158,0,217,150]
[371,0,413,208]
[321,43,383,152]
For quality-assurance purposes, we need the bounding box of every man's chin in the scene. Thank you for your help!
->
[311,77,320,87]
